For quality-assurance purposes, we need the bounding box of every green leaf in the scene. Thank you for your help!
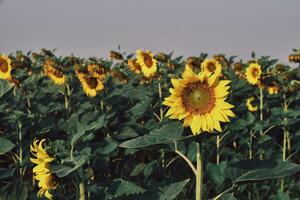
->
[130,163,146,176]
[51,157,86,178]
[206,162,227,185]
[158,179,190,200]
[105,179,146,200]
[272,191,291,200]
[0,180,27,200]
[0,168,15,179]
[119,122,184,149]
[226,160,300,183]
[0,79,13,98]
[0,137,15,155]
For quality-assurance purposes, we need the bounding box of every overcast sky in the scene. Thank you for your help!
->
[0,0,300,63]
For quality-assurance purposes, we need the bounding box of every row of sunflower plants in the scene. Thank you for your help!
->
[0,48,300,200]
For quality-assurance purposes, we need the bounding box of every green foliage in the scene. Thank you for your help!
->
[1,49,300,199]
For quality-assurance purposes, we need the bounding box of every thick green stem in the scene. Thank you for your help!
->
[18,122,23,176]
[196,143,203,200]
[216,135,220,164]
[249,131,253,159]
[259,87,264,159]
[79,181,86,200]
[158,82,163,120]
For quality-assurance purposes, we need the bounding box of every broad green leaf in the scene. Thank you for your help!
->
[158,179,190,200]
[51,157,86,178]
[0,137,15,155]
[105,179,146,200]
[0,79,13,98]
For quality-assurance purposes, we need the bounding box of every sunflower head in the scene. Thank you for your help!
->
[246,97,258,112]
[163,65,235,135]
[154,52,169,62]
[136,49,157,78]
[128,58,142,74]
[111,70,128,83]
[109,51,123,60]
[30,139,58,200]
[0,54,12,80]
[201,58,222,77]
[44,59,66,85]
[245,63,262,85]
[267,85,279,95]
[87,64,106,80]
[76,72,104,97]
[288,53,300,63]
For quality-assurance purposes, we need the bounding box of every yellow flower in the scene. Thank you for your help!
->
[109,51,123,60]
[246,97,258,112]
[44,60,66,85]
[245,63,262,85]
[0,54,12,80]
[267,86,279,95]
[87,64,106,80]
[128,58,142,74]
[30,139,58,200]
[76,72,104,97]
[201,58,222,77]
[136,49,157,78]
[163,65,235,135]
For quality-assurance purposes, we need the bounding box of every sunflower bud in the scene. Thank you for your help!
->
[109,51,123,60]
[41,48,54,57]
[233,62,243,72]
[154,52,169,62]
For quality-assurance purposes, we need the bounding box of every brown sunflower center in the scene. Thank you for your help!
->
[206,62,216,72]
[251,68,259,77]
[182,82,216,114]
[142,53,153,68]
[85,77,98,89]
[46,175,58,189]
[0,58,9,73]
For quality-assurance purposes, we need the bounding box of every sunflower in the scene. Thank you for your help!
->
[87,64,106,80]
[246,97,258,112]
[0,54,12,80]
[128,58,142,74]
[136,49,157,78]
[245,63,262,85]
[201,58,223,77]
[163,65,235,135]
[30,139,58,200]
[44,60,66,85]
[76,71,104,97]
[109,51,123,60]
[267,86,279,95]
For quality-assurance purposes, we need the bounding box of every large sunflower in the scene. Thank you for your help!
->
[76,71,104,97]
[201,58,222,77]
[44,60,66,85]
[30,139,58,200]
[163,66,235,135]
[136,49,157,78]
[0,54,12,80]
[245,63,262,85]
[246,97,258,112]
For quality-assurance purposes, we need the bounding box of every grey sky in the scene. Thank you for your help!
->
[0,0,300,63]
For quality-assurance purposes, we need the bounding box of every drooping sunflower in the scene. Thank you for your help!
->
[201,58,222,77]
[87,64,106,80]
[246,97,258,112]
[30,139,58,200]
[163,65,235,135]
[245,63,262,85]
[128,58,142,74]
[136,49,157,78]
[44,59,66,85]
[267,85,279,95]
[76,71,104,97]
[0,54,12,80]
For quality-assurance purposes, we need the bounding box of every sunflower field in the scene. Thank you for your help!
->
[1,49,300,200]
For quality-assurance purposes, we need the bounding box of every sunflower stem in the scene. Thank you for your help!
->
[79,181,86,200]
[259,86,264,159]
[18,122,23,176]
[216,135,220,165]
[281,93,289,192]
[195,142,203,200]
[158,81,163,120]
[249,130,253,159]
